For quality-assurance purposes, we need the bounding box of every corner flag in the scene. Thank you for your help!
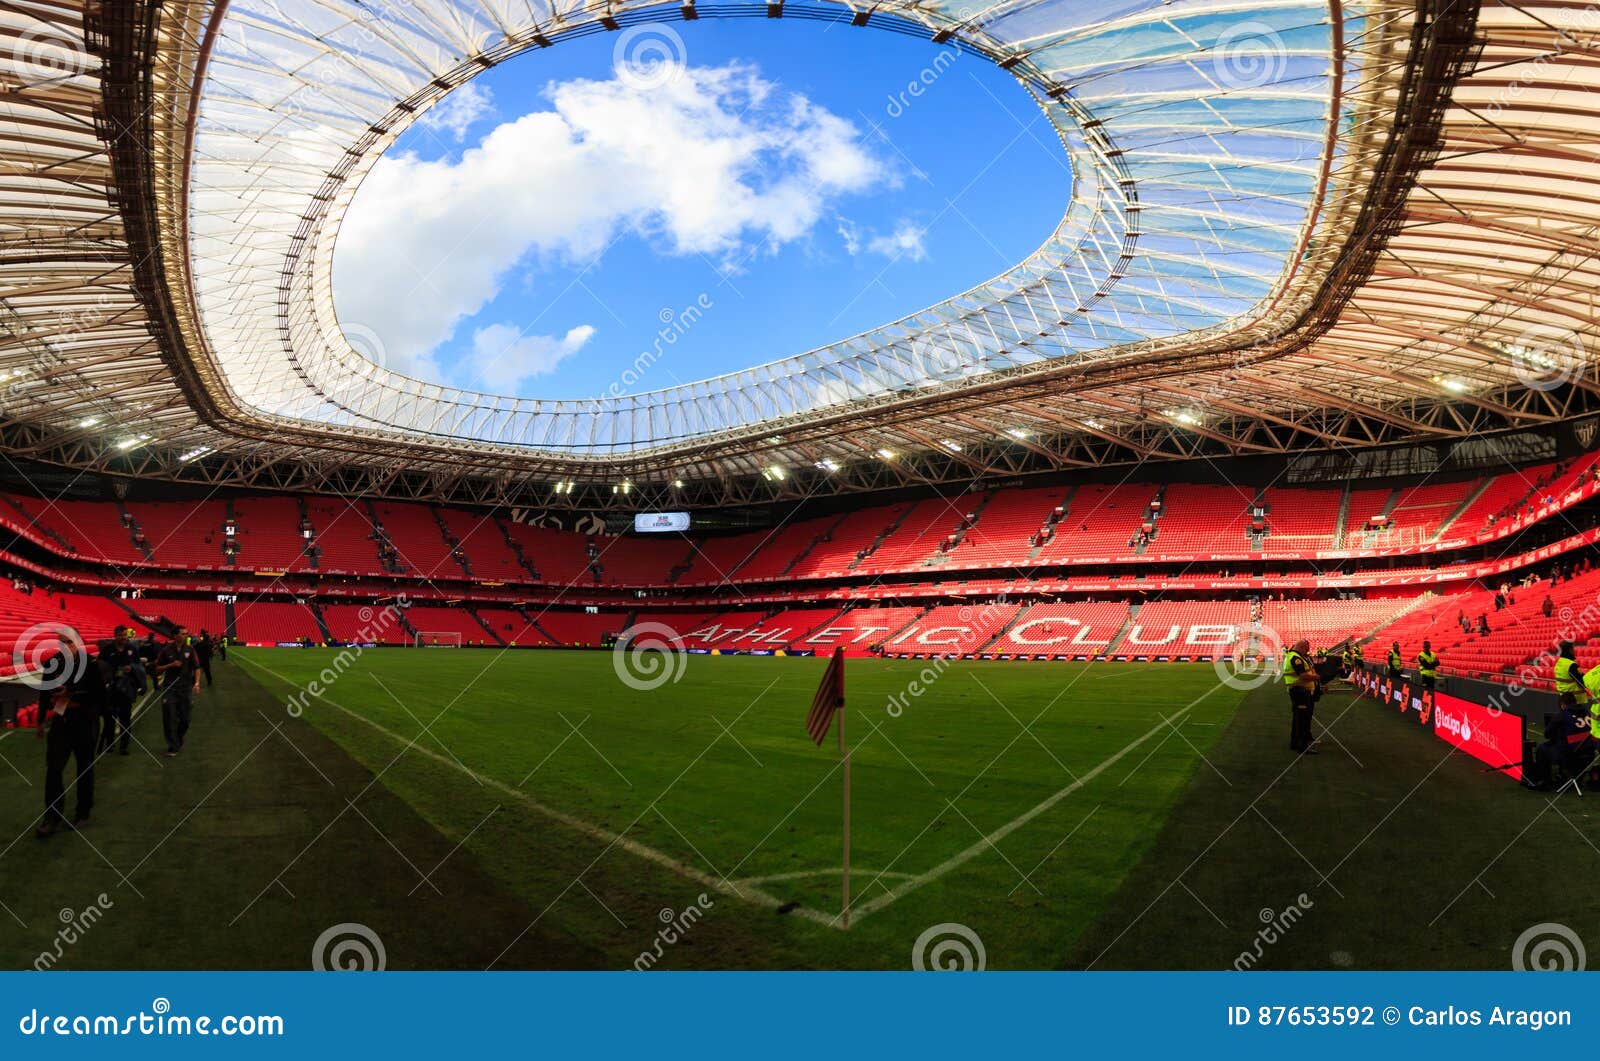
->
[806,646,846,745]
[804,646,851,927]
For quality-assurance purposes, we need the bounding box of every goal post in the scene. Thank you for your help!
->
[415,631,463,648]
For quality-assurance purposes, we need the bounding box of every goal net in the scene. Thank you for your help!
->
[415,631,463,648]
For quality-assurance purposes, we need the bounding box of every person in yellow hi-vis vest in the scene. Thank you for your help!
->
[1283,638,1319,754]
[1386,642,1404,683]
[1583,663,1600,705]
[1416,640,1439,695]
[1554,641,1589,709]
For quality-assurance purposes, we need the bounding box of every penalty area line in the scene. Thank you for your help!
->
[846,705,1195,924]
[235,654,846,929]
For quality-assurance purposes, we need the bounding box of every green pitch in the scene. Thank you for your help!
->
[3,649,1588,970]
[233,647,1246,969]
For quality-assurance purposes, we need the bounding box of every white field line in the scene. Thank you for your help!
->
[846,707,1194,923]
[239,653,1193,931]
[733,868,917,887]
[236,655,843,928]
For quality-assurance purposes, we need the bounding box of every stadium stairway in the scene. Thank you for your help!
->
[309,601,334,643]
[847,504,913,571]
[1331,484,1351,547]
[781,513,851,578]
[1025,485,1077,562]
[465,605,507,646]
[494,515,542,581]
[1107,603,1139,654]
[1358,593,1436,643]
[1429,479,1494,543]
[116,500,155,562]
[977,601,1033,653]
[513,605,561,647]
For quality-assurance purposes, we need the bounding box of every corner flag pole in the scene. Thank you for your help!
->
[839,691,851,930]
[805,646,850,929]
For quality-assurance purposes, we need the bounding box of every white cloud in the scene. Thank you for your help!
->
[334,62,891,390]
[836,217,862,256]
[867,220,928,262]
[465,323,595,391]
[416,83,494,142]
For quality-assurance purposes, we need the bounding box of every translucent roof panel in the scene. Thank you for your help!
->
[185,0,1347,455]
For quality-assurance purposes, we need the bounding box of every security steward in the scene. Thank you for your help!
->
[1554,641,1589,710]
[154,627,200,757]
[1386,641,1404,684]
[98,625,144,756]
[1283,638,1320,754]
[1416,640,1439,695]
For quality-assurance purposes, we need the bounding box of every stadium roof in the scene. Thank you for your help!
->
[1,0,1596,508]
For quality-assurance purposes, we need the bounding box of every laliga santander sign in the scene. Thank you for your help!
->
[1432,693,1522,782]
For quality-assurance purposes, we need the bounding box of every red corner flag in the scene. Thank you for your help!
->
[806,646,846,745]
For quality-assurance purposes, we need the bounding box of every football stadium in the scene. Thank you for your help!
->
[3,0,1600,1005]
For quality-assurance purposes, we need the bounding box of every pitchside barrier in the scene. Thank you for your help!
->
[1354,665,1559,783]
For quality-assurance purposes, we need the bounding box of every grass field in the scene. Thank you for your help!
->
[235,648,1246,969]
[3,647,1597,971]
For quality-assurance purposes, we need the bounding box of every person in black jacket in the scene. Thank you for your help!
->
[1529,701,1596,790]
[36,649,105,838]
[195,629,215,687]
[154,628,200,757]
[98,626,145,756]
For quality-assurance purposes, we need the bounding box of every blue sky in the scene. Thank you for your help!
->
[332,20,1068,401]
